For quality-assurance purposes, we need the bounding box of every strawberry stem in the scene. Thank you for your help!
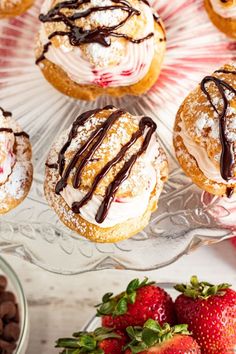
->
[174,275,231,299]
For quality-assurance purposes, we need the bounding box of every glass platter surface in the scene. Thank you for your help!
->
[0,0,236,274]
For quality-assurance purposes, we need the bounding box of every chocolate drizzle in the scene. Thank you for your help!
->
[0,128,13,134]
[0,107,29,138]
[200,74,236,184]
[46,162,58,169]
[36,42,52,65]
[214,69,236,75]
[36,0,155,64]
[226,187,234,198]
[0,107,12,118]
[15,131,30,138]
[57,107,105,178]
[0,127,29,139]
[52,107,156,223]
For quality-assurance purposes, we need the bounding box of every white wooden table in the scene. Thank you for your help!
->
[3,240,236,354]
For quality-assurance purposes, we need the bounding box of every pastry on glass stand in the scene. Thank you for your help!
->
[174,64,236,198]
[35,0,166,100]
[44,106,168,243]
[0,107,33,214]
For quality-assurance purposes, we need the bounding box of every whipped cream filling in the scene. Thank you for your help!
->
[210,0,236,19]
[0,131,15,185]
[60,131,162,228]
[61,176,155,228]
[178,119,236,185]
[39,0,156,87]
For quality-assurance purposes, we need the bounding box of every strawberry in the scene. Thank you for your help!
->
[55,327,127,354]
[124,319,200,353]
[231,237,236,249]
[96,278,175,331]
[174,275,236,354]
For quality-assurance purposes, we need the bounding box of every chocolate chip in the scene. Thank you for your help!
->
[0,302,16,320]
[13,304,19,324]
[0,319,3,334]
[0,339,16,353]
[0,293,15,304]
[0,277,21,352]
[0,277,7,292]
[3,322,20,342]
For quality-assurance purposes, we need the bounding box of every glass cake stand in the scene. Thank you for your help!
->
[0,0,235,274]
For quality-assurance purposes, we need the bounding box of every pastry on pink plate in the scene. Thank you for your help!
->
[0,107,33,214]
[204,0,236,38]
[35,0,166,101]
[0,0,33,18]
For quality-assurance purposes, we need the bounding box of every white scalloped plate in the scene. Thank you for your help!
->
[0,0,236,274]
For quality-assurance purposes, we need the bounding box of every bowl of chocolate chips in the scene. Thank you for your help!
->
[0,257,29,354]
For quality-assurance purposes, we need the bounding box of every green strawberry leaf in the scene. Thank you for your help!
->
[114,297,128,315]
[56,338,80,348]
[78,336,96,350]
[142,328,160,347]
[56,327,119,353]
[128,291,136,304]
[125,320,191,353]
[174,275,231,299]
[102,292,113,303]
[125,343,147,354]
[172,324,190,335]
[96,278,154,317]
[144,319,162,333]
[96,300,116,316]
[60,349,81,354]
[127,279,140,294]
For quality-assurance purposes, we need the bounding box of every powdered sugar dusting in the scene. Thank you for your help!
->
[195,113,219,140]
[45,108,168,227]
[86,0,125,29]
[85,41,124,68]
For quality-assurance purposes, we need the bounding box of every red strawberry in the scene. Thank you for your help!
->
[124,319,200,353]
[174,275,236,354]
[96,278,175,331]
[231,237,236,249]
[98,330,127,353]
[55,327,127,353]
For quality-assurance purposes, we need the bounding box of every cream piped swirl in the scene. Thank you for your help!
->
[210,0,236,19]
[177,119,236,185]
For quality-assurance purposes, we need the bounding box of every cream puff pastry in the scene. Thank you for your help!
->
[44,106,168,243]
[0,107,33,214]
[204,0,236,38]
[35,0,166,101]
[0,0,33,18]
[174,64,236,198]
